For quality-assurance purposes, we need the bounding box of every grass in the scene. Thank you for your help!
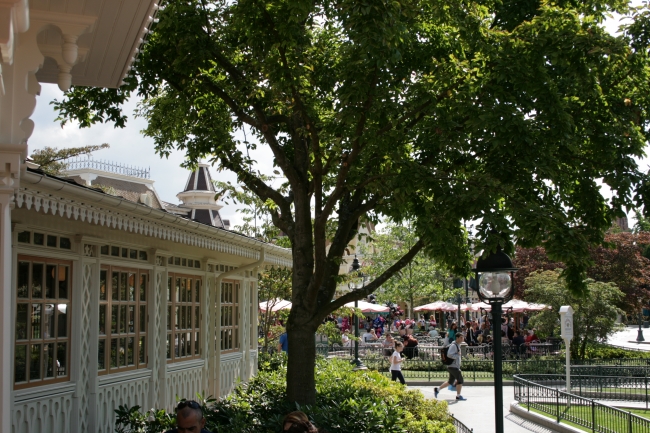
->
[520,402,650,433]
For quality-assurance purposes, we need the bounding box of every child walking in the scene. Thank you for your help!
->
[390,341,406,384]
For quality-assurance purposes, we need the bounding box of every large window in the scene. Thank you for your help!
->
[98,266,148,373]
[221,281,239,353]
[14,256,71,389]
[167,273,201,362]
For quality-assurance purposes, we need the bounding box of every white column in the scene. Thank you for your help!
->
[0,185,15,433]
[150,254,168,409]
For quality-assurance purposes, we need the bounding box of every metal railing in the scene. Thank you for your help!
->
[514,374,650,433]
[64,157,151,179]
[451,414,473,433]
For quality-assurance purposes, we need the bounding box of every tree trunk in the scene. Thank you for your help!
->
[286,325,318,404]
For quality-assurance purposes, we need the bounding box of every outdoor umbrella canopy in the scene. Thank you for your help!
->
[413,300,455,311]
[468,300,550,312]
[259,298,292,312]
[344,300,390,313]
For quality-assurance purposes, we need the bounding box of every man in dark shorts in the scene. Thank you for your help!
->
[165,400,213,433]
[434,333,467,401]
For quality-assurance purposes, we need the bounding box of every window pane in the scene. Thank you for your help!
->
[128,273,135,301]
[59,238,71,249]
[30,344,41,380]
[32,264,43,298]
[120,273,127,301]
[17,262,29,298]
[100,270,107,301]
[98,339,106,370]
[127,337,134,365]
[120,305,127,333]
[44,343,55,378]
[110,339,118,368]
[34,233,44,245]
[45,265,56,298]
[167,305,172,331]
[195,280,200,302]
[17,231,31,243]
[111,246,119,257]
[166,334,171,359]
[56,342,66,376]
[16,303,28,340]
[128,306,135,333]
[129,249,137,260]
[139,336,146,364]
[31,304,42,339]
[180,279,186,302]
[140,274,147,301]
[15,345,26,382]
[44,304,55,339]
[180,306,185,329]
[139,305,146,334]
[99,305,106,335]
[111,272,119,300]
[100,245,109,255]
[57,304,68,338]
[58,266,69,299]
[167,277,172,302]
[194,332,200,355]
[47,235,57,247]
[180,332,187,357]
[175,278,180,302]
[174,334,180,357]
[194,306,199,329]
[111,305,118,334]
[120,338,127,367]
[175,307,180,330]
[121,248,128,258]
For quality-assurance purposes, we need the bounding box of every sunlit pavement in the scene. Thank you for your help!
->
[412,385,556,433]
[607,326,650,350]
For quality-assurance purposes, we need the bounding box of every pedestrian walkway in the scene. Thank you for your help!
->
[411,385,555,433]
[606,326,650,350]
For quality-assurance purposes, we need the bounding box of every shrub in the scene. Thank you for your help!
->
[116,356,454,433]
[582,343,650,360]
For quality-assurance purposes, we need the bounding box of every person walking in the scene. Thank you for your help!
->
[389,341,406,384]
[434,333,467,401]
[447,322,458,344]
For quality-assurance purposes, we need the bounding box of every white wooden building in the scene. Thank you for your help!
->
[0,1,292,432]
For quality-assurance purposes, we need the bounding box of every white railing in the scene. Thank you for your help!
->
[64,158,150,179]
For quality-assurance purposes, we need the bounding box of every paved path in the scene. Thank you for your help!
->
[606,326,650,350]
[411,385,556,433]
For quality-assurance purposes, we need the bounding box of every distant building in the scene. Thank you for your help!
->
[614,216,630,232]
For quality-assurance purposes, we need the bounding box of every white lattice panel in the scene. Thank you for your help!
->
[220,355,242,397]
[12,392,74,433]
[165,366,204,411]
[96,377,149,433]
[152,271,164,407]
[78,263,93,432]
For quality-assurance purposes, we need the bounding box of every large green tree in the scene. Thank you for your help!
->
[525,270,624,361]
[363,221,451,315]
[53,0,650,403]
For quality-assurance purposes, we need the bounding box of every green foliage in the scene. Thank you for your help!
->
[208,358,454,433]
[525,270,625,361]
[582,342,650,360]
[30,144,110,176]
[258,266,293,351]
[116,358,454,433]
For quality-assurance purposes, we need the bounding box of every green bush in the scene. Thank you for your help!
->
[115,356,454,433]
[582,343,650,360]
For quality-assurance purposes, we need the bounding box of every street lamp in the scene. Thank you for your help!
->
[637,297,645,343]
[349,256,368,370]
[472,247,518,433]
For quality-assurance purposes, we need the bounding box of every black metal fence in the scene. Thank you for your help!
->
[451,414,473,433]
[514,375,650,433]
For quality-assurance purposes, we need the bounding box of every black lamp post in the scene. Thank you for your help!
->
[637,297,645,343]
[472,247,518,433]
[349,256,368,370]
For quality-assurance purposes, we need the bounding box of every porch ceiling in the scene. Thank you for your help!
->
[32,0,157,89]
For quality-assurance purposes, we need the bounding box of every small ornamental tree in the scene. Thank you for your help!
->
[525,270,624,361]
[53,0,650,403]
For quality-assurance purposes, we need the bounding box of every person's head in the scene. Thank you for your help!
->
[451,323,457,330]
[386,333,393,340]
[395,341,404,352]
[283,411,318,433]
[175,401,205,433]
[370,329,376,335]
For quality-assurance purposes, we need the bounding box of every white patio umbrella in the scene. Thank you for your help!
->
[414,300,454,311]
[259,298,292,312]
[344,300,390,313]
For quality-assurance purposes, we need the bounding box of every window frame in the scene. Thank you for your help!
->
[166,272,202,363]
[220,280,240,353]
[98,265,149,374]
[14,255,72,390]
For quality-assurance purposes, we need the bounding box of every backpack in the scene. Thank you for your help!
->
[440,343,457,365]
